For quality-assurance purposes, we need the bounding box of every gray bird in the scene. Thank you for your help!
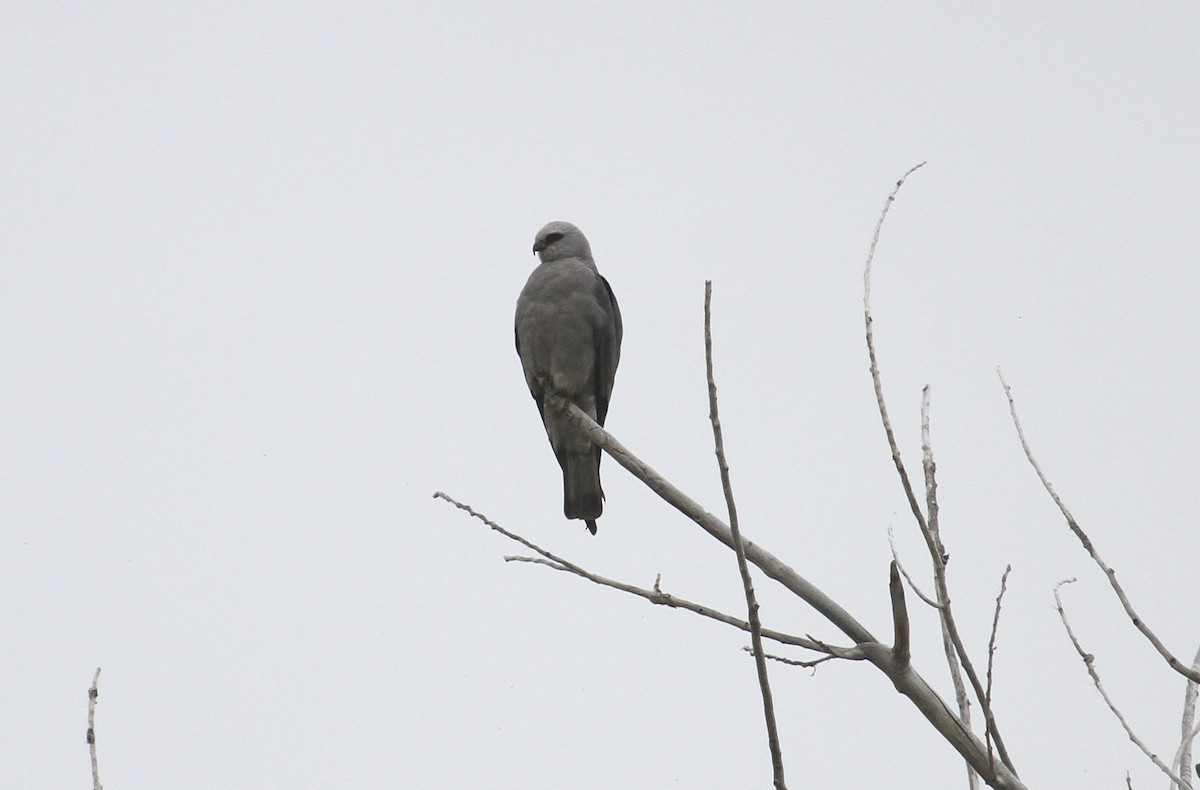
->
[515,221,622,534]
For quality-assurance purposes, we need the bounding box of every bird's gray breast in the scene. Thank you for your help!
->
[515,259,608,396]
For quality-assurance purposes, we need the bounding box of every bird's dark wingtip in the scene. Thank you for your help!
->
[585,519,598,535]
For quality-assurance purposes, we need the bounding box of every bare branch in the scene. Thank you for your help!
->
[889,561,911,669]
[507,553,860,656]
[999,369,1200,685]
[460,403,1027,789]
[860,163,1016,784]
[1054,580,1188,788]
[985,566,1013,771]
[436,493,858,658]
[863,161,934,552]
[535,403,882,647]
[1172,645,1200,789]
[705,281,787,788]
[749,647,842,669]
[433,491,595,577]
[503,555,569,571]
[921,388,979,790]
[921,388,1015,778]
[87,667,102,790]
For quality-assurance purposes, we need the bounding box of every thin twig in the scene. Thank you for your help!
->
[87,667,102,790]
[750,648,841,669]
[999,369,1200,686]
[1054,580,1188,788]
[985,566,1013,771]
[705,280,786,788]
[434,492,593,577]
[436,493,859,658]
[502,553,860,658]
[887,525,941,608]
[863,162,933,550]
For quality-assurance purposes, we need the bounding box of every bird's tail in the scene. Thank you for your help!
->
[563,448,603,534]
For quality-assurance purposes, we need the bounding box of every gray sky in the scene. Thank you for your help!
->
[3,3,1197,788]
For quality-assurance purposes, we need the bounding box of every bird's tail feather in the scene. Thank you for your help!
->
[563,449,603,533]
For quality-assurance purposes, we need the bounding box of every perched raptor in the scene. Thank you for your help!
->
[514,221,622,534]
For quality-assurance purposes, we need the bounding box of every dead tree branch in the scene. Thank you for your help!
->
[999,370,1200,686]
[862,164,1015,782]
[985,566,1013,771]
[754,648,843,669]
[925,389,1015,778]
[87,667,102,790]
[493,403,1025,789]
[435,492,860,659]
[862,164,979,788]
[922,388,981,790]
[1173,645,1200,789]
[704,280,787,789]
[1054,580,1188,788]
[862,162,934,560]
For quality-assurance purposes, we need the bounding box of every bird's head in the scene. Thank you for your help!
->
[532,221,592,264]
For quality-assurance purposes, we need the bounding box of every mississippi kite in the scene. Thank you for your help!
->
[514,221,622,534]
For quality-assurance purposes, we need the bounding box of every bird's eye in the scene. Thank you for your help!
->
[545,232,564,244]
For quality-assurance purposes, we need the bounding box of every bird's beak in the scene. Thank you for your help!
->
[532,239,547,254]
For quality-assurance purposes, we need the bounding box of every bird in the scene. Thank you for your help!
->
[514,221,622,534]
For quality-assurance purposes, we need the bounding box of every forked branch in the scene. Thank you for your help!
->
[434,491,861,659]
[441,166,1035,789]
[465,403,1025,789]
[863,163,1015,781]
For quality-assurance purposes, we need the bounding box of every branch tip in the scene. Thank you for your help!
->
[889,560,911,668]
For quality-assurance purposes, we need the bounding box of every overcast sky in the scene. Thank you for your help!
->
[3,3,1198,788]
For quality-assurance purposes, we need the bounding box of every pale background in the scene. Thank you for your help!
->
[2,3,1197,788]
